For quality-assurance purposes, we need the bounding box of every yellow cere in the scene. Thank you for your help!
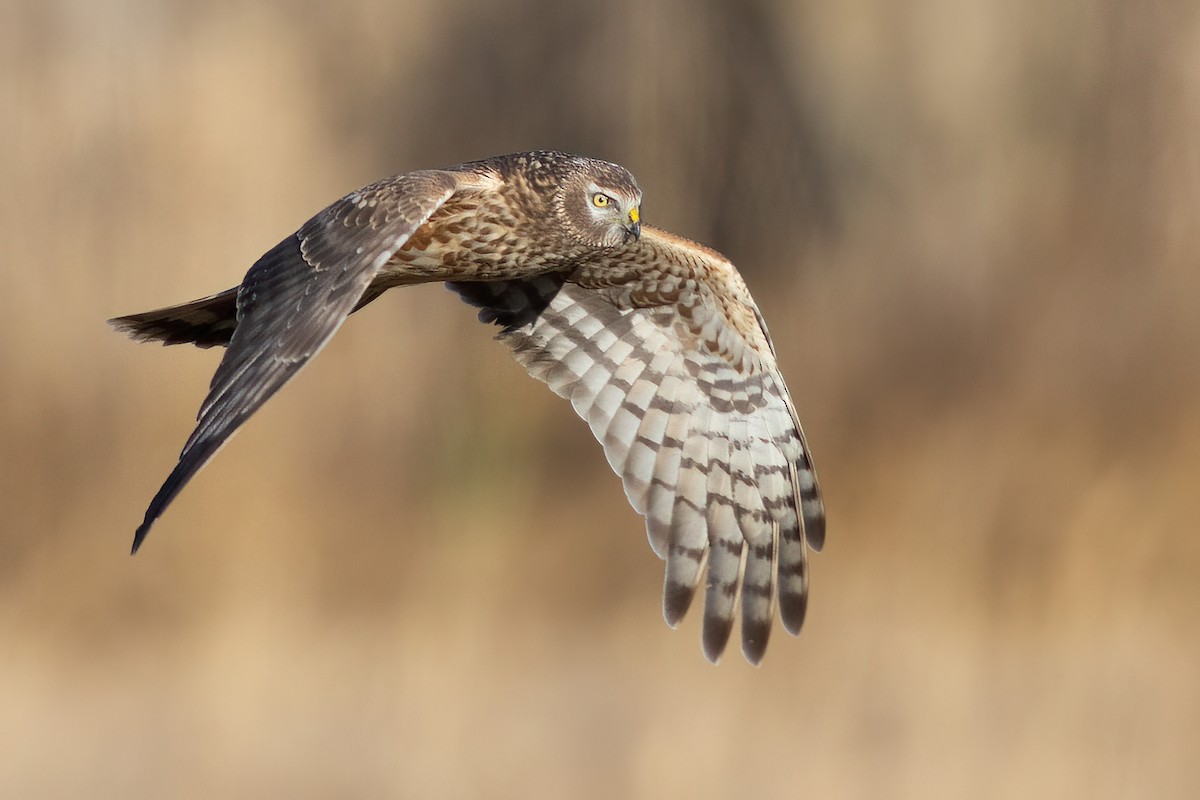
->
[629,206,640,224]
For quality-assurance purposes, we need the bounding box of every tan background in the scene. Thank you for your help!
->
[2,1,1198,797]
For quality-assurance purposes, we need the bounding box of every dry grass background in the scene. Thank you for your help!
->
[2,0,1199,797]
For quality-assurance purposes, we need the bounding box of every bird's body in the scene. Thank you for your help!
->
[111,151,825,664]
[383,155,589,283]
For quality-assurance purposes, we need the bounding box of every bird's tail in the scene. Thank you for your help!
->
[108,288,241,348]
[109,284,391,349]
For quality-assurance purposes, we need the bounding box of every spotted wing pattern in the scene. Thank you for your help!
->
[449,228,824,665]
[126,171,461,552]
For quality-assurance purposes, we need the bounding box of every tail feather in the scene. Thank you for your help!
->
[109,288,240,348]
[109,285,389,349]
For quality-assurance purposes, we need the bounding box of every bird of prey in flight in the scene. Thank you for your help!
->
[111,151,825,664]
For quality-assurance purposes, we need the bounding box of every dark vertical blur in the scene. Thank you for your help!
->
[1,1,1197,797]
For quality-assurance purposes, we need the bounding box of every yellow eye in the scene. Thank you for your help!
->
[592,192,612,208]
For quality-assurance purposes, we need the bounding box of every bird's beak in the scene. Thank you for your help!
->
[624,206,641,242]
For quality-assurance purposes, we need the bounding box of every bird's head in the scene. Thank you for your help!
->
[557,157,642,248]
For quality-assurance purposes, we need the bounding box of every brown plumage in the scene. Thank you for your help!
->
[110,151,825,665]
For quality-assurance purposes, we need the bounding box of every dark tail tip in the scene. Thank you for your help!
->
[108,288,240,349]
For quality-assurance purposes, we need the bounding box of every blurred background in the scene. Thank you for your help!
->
[2,0,1198,797]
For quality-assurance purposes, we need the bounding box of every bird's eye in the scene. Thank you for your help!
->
[592,193,612,208]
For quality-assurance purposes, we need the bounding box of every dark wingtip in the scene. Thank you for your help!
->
[741,620,771,666]
[779,592,808,637]
[806,513,826,552]
[130,483,175,555]
[701,614,735,665]
[130,519,152,555]
[662,579,698,629]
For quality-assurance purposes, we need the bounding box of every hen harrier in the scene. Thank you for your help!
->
[111,151,825,664]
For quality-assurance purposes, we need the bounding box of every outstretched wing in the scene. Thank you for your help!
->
[124,170,462,553]
[448,226,824,665]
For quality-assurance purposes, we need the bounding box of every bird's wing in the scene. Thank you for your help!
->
[448,225,824,665]
[128,170,464,553]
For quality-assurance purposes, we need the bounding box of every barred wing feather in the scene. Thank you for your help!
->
[449,237,823,664]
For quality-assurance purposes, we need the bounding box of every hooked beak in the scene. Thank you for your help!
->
[623,206,641,242]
